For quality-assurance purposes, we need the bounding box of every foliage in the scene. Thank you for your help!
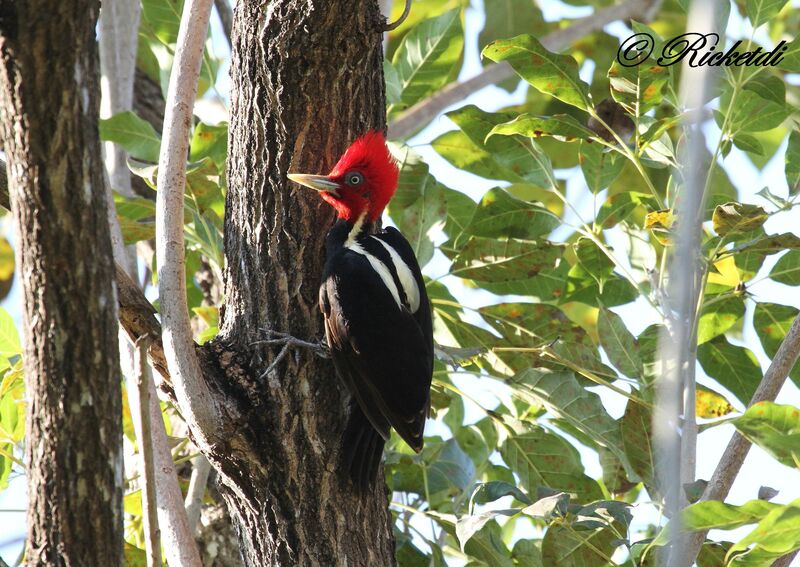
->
[2,0,800,565]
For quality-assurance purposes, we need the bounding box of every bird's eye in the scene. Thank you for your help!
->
[345,172,364,186]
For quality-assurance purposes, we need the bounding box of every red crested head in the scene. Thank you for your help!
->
[288,131,399,223]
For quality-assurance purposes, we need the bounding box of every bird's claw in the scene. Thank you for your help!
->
[255,329,330,358]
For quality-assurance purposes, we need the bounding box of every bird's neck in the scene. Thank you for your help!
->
[327,213,375,254]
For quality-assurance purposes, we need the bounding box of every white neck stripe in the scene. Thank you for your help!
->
[345,212,367,248]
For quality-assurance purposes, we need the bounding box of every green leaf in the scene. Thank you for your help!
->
[461,518,515,567]
[595,191,656,228]
[510,368,636,479]
[488,114,595,142]
[500,428,603,503]
[753,302,800,386]
[697,296,745,345]
[733,402,800,468]
[770,251,800,286]
[0,308,21,359]
[620,399,655,486]
[456,509,518,551]
[697,336,761,406]
[521,492,570,521]
[542,524,617,567]
[682,500,782,531]
[387,145,446,267]
[598,306,643,379]
[579,140,625,193]
[745,0,789,28]
[732,133,764,156]
[466,187,558,239]
[446,105,557,189]
[734,232,800,255]
[391,8,464,111]
[190,122,228,167]
[786,130,800,195]
[383,60,402,105]
[99,111,161,163]
[124,541,148,567]
[717,85,787,134]
[470,481,532,508]
[512,539,543,566]
[742,75,785,106]
[141,0,183,44]
[483,35,591,110]
[441,187,476,255]
[432,130,522,183]
[479,302,590,349]
[778,38,800,73]
[712,202,768,236]
[478,0,546,58]
[608,55,669,114]
[450,237,562,282]
[727,499,800,563]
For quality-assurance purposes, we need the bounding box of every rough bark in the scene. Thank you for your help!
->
[208,0,396,564]
[0,1,123,565]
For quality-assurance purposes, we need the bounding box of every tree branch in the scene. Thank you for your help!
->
[684,312,800,563]
[213,0,233,46]
[134,339,162,567]
[185,455,212,533]
[155,0,222,443]
[118,332,203,567]
[386,0,664,139]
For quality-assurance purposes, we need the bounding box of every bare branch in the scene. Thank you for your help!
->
[773,550,799,567]
[124,337,203,567]
[387,0,664,139]
[654,3,718,565]
[213,0,233,46]
[383,0,410,31]
[684,313,800,563]
[185,455,212,533]
[134,339,162,567]
[155,0,222,442]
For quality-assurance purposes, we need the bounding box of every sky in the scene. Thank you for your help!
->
[2,0,800,563]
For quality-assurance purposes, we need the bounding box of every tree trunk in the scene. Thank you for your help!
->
[0,2,123,566]
[202,0,396,564]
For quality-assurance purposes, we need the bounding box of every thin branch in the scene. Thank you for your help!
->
[684,313,800,564]
[184,455,212,533]
[386,0,664,139]
[655,2,717,565]
[124,340,203,567]
[155,0,222,441]
[135,338,162,567]
[98,6,201,565]
[383,0,411,31]
[116,264,172,387]
[213,0,233,46]
[773,550,799,567]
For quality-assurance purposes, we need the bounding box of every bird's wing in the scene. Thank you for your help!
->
[320,235,432,452]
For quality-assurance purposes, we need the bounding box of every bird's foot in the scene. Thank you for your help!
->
[253,329,330,379]
[255,329,330,357]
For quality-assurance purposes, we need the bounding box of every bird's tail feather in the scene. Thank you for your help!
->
[341,405,385,489]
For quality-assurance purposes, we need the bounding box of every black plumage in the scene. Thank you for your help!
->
[319,219,433,487]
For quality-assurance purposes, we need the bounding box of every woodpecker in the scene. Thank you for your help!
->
[288,131,433,487]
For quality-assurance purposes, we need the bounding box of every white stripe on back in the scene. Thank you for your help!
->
[347,241,403,310]
[371,236,420,313]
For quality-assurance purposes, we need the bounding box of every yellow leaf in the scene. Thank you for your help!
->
[0,237,14,281]
[696,385,735,418]
[707,255,739,288]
